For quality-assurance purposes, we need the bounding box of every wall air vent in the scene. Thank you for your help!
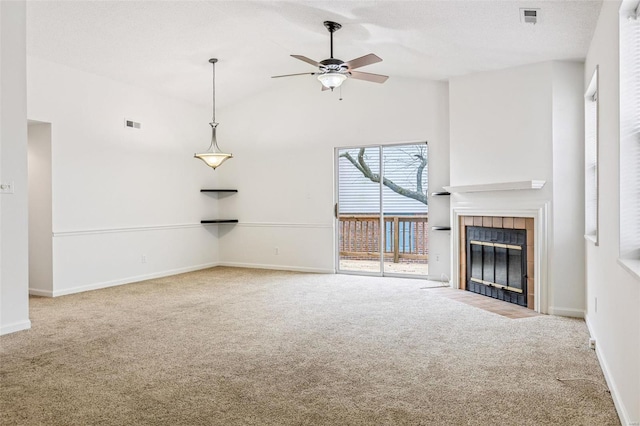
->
[124,119,141,129]
[520,8,540,25]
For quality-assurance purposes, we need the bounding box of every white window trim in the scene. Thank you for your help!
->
[584,66,599,246]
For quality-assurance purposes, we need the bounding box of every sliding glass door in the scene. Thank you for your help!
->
[336,143,428,278]
[336,147,382,274]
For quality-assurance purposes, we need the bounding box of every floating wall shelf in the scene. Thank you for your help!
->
[201,189,238,224]
[431,226,451,231]
[431,191,451,196]
[444,180,546,193]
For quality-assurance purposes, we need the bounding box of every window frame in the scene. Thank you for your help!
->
[618,0,640,278]
[584,66,599,246]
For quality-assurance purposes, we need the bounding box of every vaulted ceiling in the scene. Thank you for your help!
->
[26,1,603,108]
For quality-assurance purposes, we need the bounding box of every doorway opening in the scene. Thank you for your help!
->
[335,143,428,278]
[27,121,53,296]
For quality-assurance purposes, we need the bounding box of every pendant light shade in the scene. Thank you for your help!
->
[194,58,233,170]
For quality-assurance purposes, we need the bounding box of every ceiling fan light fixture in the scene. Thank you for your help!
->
[317,72,347,90]
[194,58,233,170]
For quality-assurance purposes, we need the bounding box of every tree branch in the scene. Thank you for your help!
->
[339,148,427,205]
[414,153,426,194]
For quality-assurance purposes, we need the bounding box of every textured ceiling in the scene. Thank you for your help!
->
[26,0,603,108]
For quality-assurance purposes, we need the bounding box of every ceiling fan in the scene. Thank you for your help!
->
[272,21,389,91]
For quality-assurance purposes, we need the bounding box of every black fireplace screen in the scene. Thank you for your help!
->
[466,226,527,307]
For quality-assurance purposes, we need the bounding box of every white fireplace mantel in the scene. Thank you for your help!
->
[444,180,546,193]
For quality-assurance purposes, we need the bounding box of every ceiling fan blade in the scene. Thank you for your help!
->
[344,53,382,70]
[271,72,316,79]
[349,70,389,84]
[291,55,320,67]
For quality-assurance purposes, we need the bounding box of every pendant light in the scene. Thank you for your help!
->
[194,58,233,169]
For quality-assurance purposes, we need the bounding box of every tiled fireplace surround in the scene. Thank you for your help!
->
[458,215,535,310]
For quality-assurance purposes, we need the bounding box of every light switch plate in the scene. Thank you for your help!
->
[0,181,15,194]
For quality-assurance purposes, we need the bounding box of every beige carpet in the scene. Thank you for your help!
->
[0,267,619,425]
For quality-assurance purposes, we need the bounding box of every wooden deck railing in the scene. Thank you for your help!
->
[338,214,428,262]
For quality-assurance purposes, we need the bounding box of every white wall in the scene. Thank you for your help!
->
[28,122,53,295]
[216,76,450,277]
[584,1,640,424]
[27,57,222,296]
[0,0,30,335]
[426,98,451,280]
[449,60,586,317]
[549,61,586,319]
[450,62,554,193]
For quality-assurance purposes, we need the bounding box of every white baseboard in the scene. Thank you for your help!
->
[218,261,334,274]
[585,315,637,426]
[0,320,31,335]
[29,288,54,297]
[547,306,585,318]
[49,262,220,297]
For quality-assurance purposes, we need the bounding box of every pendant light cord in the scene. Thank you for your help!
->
[211,60,216,124]
[208,58,219,152]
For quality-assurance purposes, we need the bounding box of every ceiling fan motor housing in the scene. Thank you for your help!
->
[319,58,348,73]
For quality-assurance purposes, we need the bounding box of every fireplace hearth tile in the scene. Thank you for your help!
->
[432,288,541,319]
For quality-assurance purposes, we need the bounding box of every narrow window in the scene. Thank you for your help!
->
[620,1,640,260]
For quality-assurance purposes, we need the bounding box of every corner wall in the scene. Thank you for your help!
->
[550,61,587,319]
[27,57,222,296]
[0,0,30,335]
[584,1,640,424]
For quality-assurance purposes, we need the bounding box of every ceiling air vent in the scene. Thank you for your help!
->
[124,119,141,129]
[520,8,540,25]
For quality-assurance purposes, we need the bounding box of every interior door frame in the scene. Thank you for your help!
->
[334,141,429,279]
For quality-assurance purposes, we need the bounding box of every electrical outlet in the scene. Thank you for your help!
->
[141,255,147,264]
[0,181,14,194]
[435,254,440,262]
[274,247,279,255]
[588,338,596,350]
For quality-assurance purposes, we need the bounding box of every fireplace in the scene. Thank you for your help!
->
[458,216,535,310]
[466,226,527,307]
